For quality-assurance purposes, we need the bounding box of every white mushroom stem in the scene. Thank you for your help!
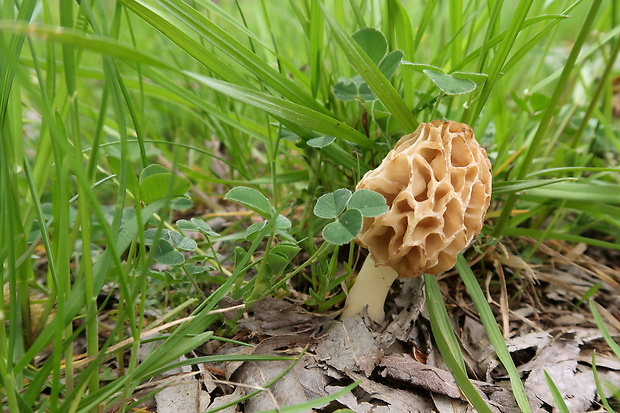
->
[341,255,399,323]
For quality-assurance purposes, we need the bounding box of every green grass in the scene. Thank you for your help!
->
[1,0,619,411]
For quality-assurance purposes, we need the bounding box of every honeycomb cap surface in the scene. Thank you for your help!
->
[356,120,492,277]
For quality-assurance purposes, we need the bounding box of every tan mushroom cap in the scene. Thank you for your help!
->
[356,120,492,277]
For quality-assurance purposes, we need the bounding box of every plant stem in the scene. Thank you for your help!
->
[341,255,399,323]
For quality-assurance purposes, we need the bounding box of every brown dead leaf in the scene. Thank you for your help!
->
[379,354,516,412]
[154,355,210,413]
[204,387,243,413]
[379,353,462,398]
[237,297,316,336]
[349,370,434,412]
[379,277,426,348]
[580,351,620,370]
[515,330,596,412]
[315,317,382,376]
[431,393,477,413]
[233,354,328,413]
[461,316,497,381]
[222,345,255,380]
[223,335,327,412]
[506,330,553,356]
[325,372,436,413]
[325,384,375,412]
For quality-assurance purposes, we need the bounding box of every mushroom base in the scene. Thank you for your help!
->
[340,255,400,323]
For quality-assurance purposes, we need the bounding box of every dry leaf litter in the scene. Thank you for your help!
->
[147,238,620,412]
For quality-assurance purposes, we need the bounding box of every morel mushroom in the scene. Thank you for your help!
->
[341,120,492,322]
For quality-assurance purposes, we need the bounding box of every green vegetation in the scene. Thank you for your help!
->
[1,0,619,411]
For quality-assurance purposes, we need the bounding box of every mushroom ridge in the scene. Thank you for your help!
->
[355,120,492,277]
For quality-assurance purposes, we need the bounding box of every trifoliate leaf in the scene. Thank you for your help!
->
[171,198,193,211]
[528,92,550,112]
[378,50,404,79]
[270,241,300,260]
[153,239,185,265]
[314,189,352,219]
[352,27,387,65]
[402,61,443,73]
[139,164,169,183]
[143,228,170,246]
[333,76,376,101]
[191,218,221,237]
[244,221,266,240]
[265,242,300,275]
[139,172,192,204]
[169,231,198,251]
[225,186,273,218]
[184,265,210,274]
[333,78,359,101]
[175,219,196,231]
[307,135,336,148]
[348,189,389,217]
[322,208,363,245]
[274,214,292,230]
[450,71,488,83]
[423,70,477,95]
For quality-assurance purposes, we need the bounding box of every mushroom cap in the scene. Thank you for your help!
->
[355,120,492,277]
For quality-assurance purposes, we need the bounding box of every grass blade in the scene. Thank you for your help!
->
[118,0,251,86]
[467,0,534,123]
[456,255,531,413]
[186,72,378,149]
[127,0,330,115]
[504,227,620,251]
[591,352,616,413]
[589,301,620,360]
[320,2,418,131]
[492,0,605,236]
[424,274,493,413]
[0,22,172,69]
[544,370,571,413]
[259,381,361,413]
